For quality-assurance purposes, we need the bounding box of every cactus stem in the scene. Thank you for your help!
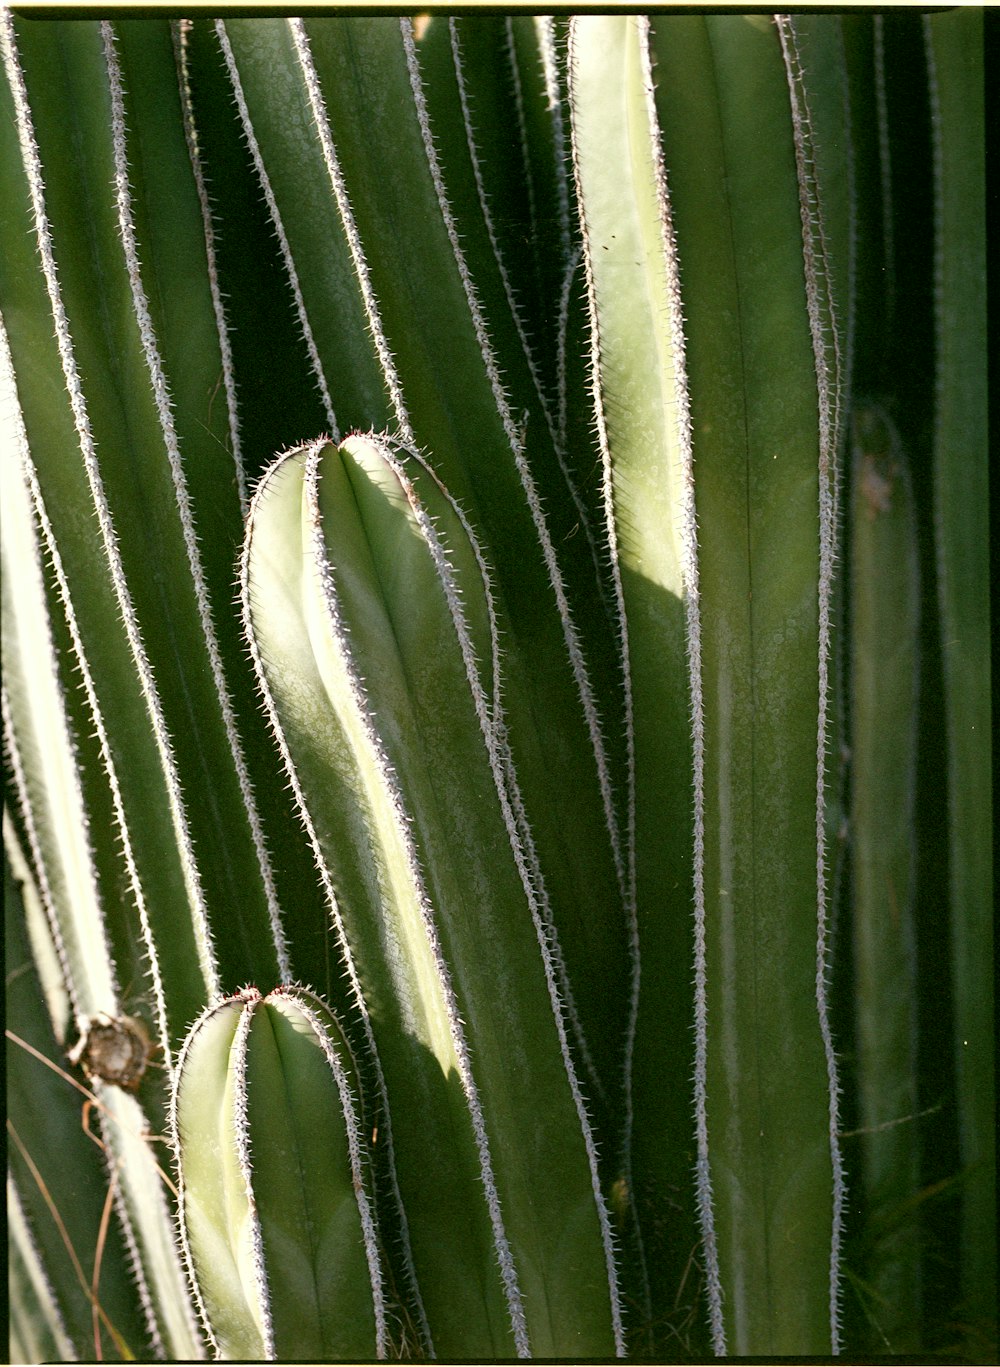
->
[215,20,338,439]
[2,12,221,1015]
[2,355,174,1067]
[304,439,532,1357]
[239,442,431,1355]
[289,19,406,444]
[171,19,246,518]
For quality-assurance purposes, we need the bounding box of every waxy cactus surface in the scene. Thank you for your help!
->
[2,9,991,1363]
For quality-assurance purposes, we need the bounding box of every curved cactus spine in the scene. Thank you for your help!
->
[171,984,385,1361]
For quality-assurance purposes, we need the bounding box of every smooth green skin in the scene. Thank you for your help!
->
[567,16,698,1350]
[647,17,842,1354]
[849,408,921,1350]
[176,991,379,1360]
[221,17,629,1104]
[925,10,994,1322]
[244,438,620,1357]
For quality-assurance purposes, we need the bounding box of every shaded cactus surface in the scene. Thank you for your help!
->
[2,9,991,1363]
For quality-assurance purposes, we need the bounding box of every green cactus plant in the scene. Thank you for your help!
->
[172,984,385,1360]
[3,8,991,1363]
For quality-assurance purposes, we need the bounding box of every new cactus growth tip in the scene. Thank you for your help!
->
[3,9,991,1363]
[172,985,385,1361]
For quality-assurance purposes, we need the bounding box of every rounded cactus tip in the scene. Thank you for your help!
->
[172,979,384,1359]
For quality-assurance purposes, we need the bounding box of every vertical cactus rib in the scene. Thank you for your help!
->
[634,15,852,1353]
[288,17,404,442]
[102,19,289,987]
[5,375,173,1067]
[533,17,572,269]
[449,20,551,437]
[924,9,993,1326]
[569,13,706,1351]
[1,321,118,1032]
[172,19,245,516]
[213,20,338,437]
[300,440,531,1359]
[1,14,220,1025]
[777,16,847,1346]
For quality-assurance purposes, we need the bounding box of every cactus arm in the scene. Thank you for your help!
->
[242,435,624,1356]
[242,444,509,1358]
[924,8,993,1323]
[173,987,387,1361]
[848,406,921,1348]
